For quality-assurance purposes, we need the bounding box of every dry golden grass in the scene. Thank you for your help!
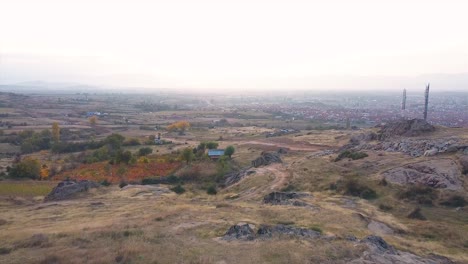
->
[1,126,467,263]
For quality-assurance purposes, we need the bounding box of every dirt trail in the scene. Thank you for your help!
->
[228,163,291,201]
[240,140,328,151]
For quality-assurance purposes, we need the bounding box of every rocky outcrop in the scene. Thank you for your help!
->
[251,152,282,167]
[224,169,256,186]
[257,224,321,239]
[222,223,321,241]
[222,223,256,241]
[44,179,100,201]
[350,235,454,264]
[377,119,435,140]
[358,138,464,157]
[382,159,462,190]
[263,192,311,207]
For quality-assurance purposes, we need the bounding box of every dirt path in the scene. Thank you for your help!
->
[240,140,329,151]
[228,163,291,201]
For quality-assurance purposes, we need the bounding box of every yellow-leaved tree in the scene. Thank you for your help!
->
[52,122,60,142]
[167,121,190,132]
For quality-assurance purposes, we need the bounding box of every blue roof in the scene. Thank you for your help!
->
[208,149,225,156]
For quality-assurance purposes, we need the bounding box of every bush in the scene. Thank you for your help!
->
[334,150,368,162]
[408,207,426,220]
[398,185,438,206]
[138,147,153,156]
[310,226,323,234]
[119,181,128,188]
[343,179,377,200]
[123,138,141,146]
[100,179,111,186]
[171,185,185,194]
[206,186,217,195]
[8,158,41,179]
[378,203,393,211]
[440,195,467,207]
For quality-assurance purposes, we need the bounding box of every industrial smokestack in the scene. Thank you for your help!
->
[401,89,407,110]
[423,83,430,120]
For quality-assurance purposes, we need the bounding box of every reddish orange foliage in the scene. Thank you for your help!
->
[55,159,182,183]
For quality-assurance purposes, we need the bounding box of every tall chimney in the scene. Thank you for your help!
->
[423,83,430,120]
[401,89,407,110]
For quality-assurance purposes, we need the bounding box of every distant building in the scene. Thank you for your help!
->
[208,149,225,160]
[86,111,101,117]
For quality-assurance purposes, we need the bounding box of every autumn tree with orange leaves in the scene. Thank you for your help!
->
[167,121,190,132]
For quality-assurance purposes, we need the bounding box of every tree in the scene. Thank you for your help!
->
[105,133,125,153]
[205,142,219,149]
[52,122,60,142]
[40,164,49,180]
[181,147,195,164]
[225,145,235,158]
[167,121,190,132]
[9,158,41,179]
[89,116,97,126]
[138,147,153,156]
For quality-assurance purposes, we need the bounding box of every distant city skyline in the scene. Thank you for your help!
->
[1,0,468,91]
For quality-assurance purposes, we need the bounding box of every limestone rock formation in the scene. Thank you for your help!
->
[382,159,462,190]
[44,179,100,202]
[251,152,282,167]
[263,192,311,207]
[222,223,256,241]
[378,119,435,140]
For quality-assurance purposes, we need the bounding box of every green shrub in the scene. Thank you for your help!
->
[310,226,323,234]
[334,150,368,162]
[8,158,41,179]
[171,185,185,194]
[407,207,426,220]
[398,185,438,205]
[206,186,217,195]
[378,203,393,211]
[344,179,377,200]
[100,179,111,186]
[440,195,466,207]
[138,147,153,156]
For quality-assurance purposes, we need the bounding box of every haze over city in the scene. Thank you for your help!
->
[1,0,468,91]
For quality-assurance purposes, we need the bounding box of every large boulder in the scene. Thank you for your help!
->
[350,235,454,264]
[251,152,282,167]
[44,179,100,202]
[263,192,310,207]
[382,159,462,190]
[378,119,435,140]
[222,223,256,241]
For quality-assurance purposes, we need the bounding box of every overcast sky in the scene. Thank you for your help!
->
[1,0,467,91]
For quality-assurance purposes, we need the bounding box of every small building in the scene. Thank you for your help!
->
[208,149,225,160]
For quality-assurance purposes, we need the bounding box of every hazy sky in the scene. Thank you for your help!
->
[1,0,467,90]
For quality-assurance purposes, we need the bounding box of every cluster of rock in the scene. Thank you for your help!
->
[343,119,468,157]
[351,235,454,264]
[382,159,462,190]
[377,119,435,140]
[222,226,454,263]
[251,152,282,167]
[224,169,256,186]
[263,191,311,207]
[357,138,466,157]
[222,223,321,241]
[44,179,100,202]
